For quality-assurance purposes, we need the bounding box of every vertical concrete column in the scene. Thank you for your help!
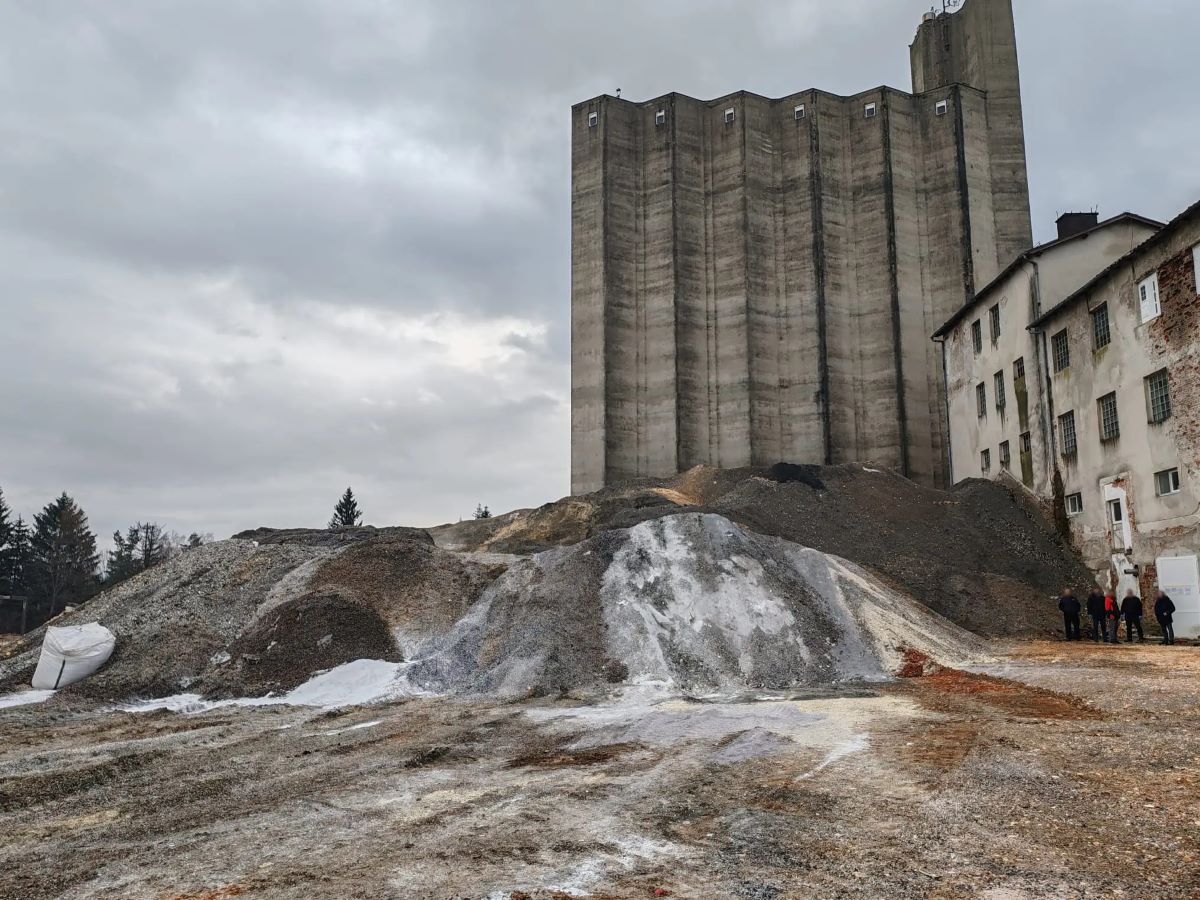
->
[570,102,608,495]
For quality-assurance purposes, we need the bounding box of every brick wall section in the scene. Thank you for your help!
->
[1148,246,1200,470]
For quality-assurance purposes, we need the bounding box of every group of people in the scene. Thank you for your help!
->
[1057,587,1178,645]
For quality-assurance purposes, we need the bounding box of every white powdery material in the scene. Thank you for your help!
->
[602,516,801,687]
[0,689,56,710]
[118,658,416,714]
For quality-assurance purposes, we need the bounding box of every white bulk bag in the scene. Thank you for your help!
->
[31,624,116,690]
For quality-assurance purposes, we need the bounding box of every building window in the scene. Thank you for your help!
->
[1091,303,1111,350]
[655,109,666,126]
[865,102,877,119]
[1051,329,1070,372]
[724,107,736,124]
[1020,431,1032,454]
[994,371,1006,411]
[989,304,1001,343]
[1065,493,1084,517]
[972,320,983,354]
[999,441,1011,471]
[1139,273,1161,323]
[1156,468,1182,497]
[935,100,949,116]
[976,383,987,418]
[588,112,598,128]
[1108,498,1124,526]
[1013,357,1025,382]
[1146,368,1172,423]
[1059,411,1078,457]
[981,449,991,475]
[1098,392,1120,441]
[794,104,806,121]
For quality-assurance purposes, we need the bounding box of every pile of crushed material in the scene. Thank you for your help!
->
[0,466,1088,703]
[433,464,1092,636]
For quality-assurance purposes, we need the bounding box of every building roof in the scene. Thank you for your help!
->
[1027,198,1200,330]
[931,212,1165,340]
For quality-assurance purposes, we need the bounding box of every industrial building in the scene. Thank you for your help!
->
[937,200,1200,636]
[570,0,1031,494]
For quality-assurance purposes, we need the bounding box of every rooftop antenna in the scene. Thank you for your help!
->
[615,87,622,99]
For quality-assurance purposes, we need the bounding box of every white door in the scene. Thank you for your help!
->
[1103,483,1133,552]
[1156,555,1200,640]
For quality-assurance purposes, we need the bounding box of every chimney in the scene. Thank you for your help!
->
[1056,212,1100,241]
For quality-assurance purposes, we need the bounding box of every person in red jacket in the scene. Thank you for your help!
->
[1103,593,1122,644]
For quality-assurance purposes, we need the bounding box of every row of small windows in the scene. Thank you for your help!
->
[1051,272,1169,377]
[1064,467,1183,519]
[980,433,1029,475]
[586,98,951,129]
[975,356,1025,418]
[971,303,1002,354]
[1056,369,1173,458]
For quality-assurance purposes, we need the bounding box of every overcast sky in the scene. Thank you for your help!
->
[2,0,1198,544]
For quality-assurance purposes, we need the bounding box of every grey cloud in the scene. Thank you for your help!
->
[1,0,1197,546]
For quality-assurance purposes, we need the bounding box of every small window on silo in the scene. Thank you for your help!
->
[935,100,949,116]
[588,111,598,128]
[655,110,666,126]
[794,104,806,121]
[865,102,877,119]
[724,107,736,124]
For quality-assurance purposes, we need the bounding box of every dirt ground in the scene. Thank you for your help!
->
[2,640,1198,900]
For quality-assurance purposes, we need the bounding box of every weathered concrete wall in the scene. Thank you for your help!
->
[942,217,1162,492]
[1041,211,1200,583]
[571,0,1031,494]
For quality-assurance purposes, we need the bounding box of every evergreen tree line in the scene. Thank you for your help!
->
[0,486,211,633]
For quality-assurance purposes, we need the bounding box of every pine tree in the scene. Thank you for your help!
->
[328,488,363,529]
[104,522,173,586]
[0,489,13,596]
[473,503,492,520]
[3,518,32,598]
[30,493,100,615]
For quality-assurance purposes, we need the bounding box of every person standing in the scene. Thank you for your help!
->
[1154,590,1177,646]
[1086,588,1106,643]
[1058,588,1082,641]
[1121,589,1144,643]
[1103,593,1121,644]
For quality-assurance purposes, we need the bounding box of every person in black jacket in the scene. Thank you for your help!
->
[1058,588,1082,641]
[1121,589,1144,643]
[1154,590,1177,645]
[1085,589,1106,642]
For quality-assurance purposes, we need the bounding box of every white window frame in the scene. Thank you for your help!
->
[935,100,949,117]
[724,107,736,124]
[655,109,666,126]
[864,102,877,119]
[588,111,598,128]
[1155,468,1182,497]
[1065,493,1084,517]
[1139,273,1161,323]
[794,104,806,121]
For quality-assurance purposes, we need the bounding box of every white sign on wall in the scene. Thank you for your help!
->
[1156,555,1200,640]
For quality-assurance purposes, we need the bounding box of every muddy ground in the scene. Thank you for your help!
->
[2,641,1198,900]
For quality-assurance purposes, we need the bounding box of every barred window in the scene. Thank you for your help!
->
[1059,411,1078,457]
[1155,468,1181,497]
[1013,357,1025,382]
[999,441,1011,470]
[972,320,983,354]
[1098,392,1120,441]
[976,383,987,418]
[1092,303,1111,350]
[1065,493,1084,516]
[1020,431,1032,454]
[990,304,1001,342]
[994,371,1006,410]
[1052,329,1070,372]
[1146,369,1172,423]
[981,449,991,474]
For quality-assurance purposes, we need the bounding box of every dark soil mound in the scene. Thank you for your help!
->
[233,526,433,548]
[431,465,1092,637]
[209,593,402,696]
